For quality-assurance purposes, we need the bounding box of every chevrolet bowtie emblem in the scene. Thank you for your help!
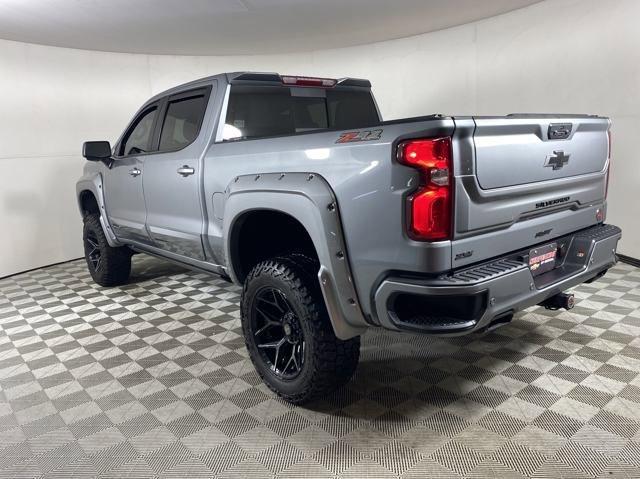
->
[544,151,570,170]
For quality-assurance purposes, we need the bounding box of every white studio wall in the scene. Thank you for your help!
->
[1,0,638,277]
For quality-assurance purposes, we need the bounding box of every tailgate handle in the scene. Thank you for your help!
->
[548,123,572,140]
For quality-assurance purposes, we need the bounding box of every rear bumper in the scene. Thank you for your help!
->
[373,224,621,335]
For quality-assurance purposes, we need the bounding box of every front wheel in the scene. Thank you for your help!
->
[83,214,132,286]
[241,255,360,404]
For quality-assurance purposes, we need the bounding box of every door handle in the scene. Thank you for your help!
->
[129,168,141,177]
[177,165,195,177]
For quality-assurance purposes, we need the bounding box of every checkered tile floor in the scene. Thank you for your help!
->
[1,256,639,478]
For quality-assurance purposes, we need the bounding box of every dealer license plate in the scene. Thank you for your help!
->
[529,242,557,276]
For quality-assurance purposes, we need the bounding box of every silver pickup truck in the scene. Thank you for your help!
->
[77,72,621,403]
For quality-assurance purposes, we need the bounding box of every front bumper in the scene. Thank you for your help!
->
[373,224,621,335]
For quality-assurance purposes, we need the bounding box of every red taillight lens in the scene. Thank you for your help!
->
[398,137,452,241]
[606,129,611,198]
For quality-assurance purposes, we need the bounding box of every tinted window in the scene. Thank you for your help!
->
[224,87,294,140]
[159,94,208,151]
[121,107,157,156]
[223,86,379,141]
[294,97,328,131]
[327,90,380,130]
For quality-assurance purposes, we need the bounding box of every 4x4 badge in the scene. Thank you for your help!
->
[544,151,570,170]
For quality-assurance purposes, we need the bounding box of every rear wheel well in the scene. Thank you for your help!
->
[79,190,100,218]
[230,210,319,283]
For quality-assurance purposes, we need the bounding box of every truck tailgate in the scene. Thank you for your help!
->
[450,115,610,268]
[474,116,609,189]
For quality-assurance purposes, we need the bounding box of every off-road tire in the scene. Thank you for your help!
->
[241,254,360,404]
[83,214,131,286]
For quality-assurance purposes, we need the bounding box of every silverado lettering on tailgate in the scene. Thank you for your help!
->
[536,196,570,209]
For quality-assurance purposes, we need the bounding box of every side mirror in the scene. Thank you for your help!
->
[82,141,113,167]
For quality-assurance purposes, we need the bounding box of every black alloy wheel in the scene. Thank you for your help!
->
[84,230,102,272]
[251,287,305,379]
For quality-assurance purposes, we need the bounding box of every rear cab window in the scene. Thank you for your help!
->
[222,85,380,141]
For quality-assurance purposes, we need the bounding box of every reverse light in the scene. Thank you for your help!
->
[398,137,453,241]
[281,75,337,88]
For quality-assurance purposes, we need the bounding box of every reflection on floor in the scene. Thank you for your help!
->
[0,256,639,478]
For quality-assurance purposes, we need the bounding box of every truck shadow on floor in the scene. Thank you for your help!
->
[303,323,558,419]
[125,255,190,285]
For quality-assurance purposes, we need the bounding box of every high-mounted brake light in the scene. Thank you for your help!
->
[281,75,337,88]
[398,137,453,241]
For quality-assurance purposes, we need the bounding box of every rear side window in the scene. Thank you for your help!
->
[120,107,157,156]
[223,85,379,141]
[159,93,208,151]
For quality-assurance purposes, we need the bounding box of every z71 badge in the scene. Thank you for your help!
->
[336,129,383,143]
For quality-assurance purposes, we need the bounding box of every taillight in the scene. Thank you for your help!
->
[606,129,612,198]
[398,137,453,241]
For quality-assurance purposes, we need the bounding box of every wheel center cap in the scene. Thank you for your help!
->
[283,323,292,336]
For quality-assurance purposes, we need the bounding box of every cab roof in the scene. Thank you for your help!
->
[148,71,371,104]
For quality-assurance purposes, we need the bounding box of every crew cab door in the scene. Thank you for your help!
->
[142,86,213,260]
[104,103,160,244]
